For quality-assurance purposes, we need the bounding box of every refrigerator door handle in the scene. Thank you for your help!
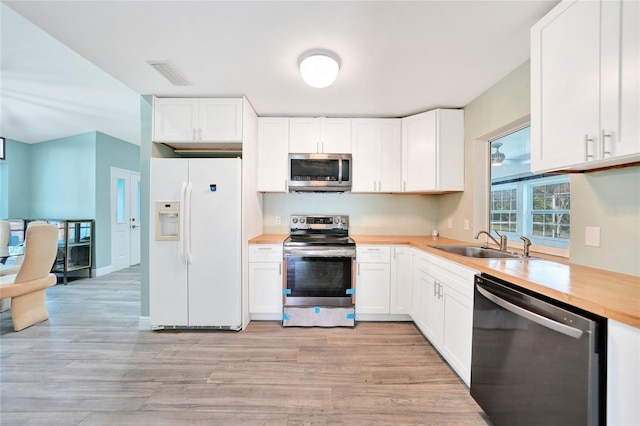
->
[180,182,188,264]
[185,181,193,264]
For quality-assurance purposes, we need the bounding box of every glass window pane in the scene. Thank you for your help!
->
[117,178,126,223]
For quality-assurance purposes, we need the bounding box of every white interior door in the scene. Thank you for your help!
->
[111,168,141,272]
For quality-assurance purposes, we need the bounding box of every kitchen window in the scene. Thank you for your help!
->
[490,126,570,249]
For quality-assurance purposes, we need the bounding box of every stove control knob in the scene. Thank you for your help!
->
[341,217,347,224]
[292,217,298,224]
[300,217,306,224]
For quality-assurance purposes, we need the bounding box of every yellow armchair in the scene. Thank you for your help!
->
[0,222,58,331]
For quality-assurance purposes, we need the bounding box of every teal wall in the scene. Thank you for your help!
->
[2,131,141,272]
[95,132,140,269]
[1,138,33,218]
[30,132,96,219]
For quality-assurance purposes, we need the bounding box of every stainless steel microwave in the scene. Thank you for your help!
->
[288,153,351,192]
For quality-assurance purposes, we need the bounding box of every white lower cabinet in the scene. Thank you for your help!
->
[390,246,412,315]
[607,319,640,425]
[412,249,476,386]
[248,245,283,319]
[356,245,412,320]
[356,246,391,315]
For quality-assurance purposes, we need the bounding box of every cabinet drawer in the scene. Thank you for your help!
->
[249,245,283,262]
[356,245,391,263]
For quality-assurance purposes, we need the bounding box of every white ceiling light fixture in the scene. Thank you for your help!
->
[299,50,340,88]
[491,142,506,166]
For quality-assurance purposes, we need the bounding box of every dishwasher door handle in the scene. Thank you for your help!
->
[477,284,584,339]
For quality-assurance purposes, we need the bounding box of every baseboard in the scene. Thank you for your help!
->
[95,265,116,277]
[138,316,151,331]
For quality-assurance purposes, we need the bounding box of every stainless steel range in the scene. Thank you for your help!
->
[282,214,355,327]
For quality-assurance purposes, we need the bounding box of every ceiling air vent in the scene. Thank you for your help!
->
[146,61,189,86]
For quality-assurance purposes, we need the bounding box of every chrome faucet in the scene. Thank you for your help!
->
[475,230,508,251]
[520,236,532,257]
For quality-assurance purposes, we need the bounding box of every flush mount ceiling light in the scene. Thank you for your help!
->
[299,50,340,88]
[491,142,506,166]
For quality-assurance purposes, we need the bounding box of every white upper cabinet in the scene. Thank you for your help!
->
[352,119,402,193]
[153,97,243,144]
[257,117,289,192]
[289,117,351,154]
[401,109,464,193]
[531,0,640,172]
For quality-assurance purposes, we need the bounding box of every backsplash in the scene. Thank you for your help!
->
[263,193,438,235]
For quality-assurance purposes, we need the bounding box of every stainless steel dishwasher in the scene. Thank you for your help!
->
[471,273,606,426]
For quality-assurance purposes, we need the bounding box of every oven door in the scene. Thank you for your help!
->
[284,250,354,307]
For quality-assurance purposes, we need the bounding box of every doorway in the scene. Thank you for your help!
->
[111,167,141,271]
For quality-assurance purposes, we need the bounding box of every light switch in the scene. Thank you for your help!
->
[585,226,600,247]
[447,218,453,229]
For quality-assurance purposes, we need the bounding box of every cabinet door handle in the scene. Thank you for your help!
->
[601,129,612,157]
[433,280,437,297]
[358,263,361,275]
[378,180,382,192]
[403,180,407,192]
[192,128,197,141]
[585,134,594,160]
[279,263,282,276]
[438,283,444,299]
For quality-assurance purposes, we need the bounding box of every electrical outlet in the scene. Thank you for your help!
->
[275,216,281,225]
[585,226,600,247]
[464,219,470,230]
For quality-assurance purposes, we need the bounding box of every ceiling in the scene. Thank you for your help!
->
[1,0,558,146]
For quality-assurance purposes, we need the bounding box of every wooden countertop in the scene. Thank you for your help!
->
[249,234,640,328]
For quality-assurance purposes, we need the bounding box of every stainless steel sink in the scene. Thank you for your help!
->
[430,245,521,259]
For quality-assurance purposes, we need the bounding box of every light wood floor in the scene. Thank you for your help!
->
[0,267,490,425]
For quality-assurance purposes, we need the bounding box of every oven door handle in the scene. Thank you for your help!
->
[284,247,355,258]
[476,284,584,339]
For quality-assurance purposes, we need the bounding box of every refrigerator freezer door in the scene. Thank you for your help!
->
[149,158,189,327]
[186,158,242,327]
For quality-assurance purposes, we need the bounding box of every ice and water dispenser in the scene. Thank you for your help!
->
[155,201,180,241]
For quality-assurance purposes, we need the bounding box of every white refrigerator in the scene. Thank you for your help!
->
[149,158,242,329]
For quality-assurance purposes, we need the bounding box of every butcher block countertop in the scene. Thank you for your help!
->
[248,234,640,328]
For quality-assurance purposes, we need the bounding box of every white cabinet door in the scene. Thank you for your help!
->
[153,98,198,142]
[289,117,351,153]
[390,246,412,315]
[198,98,243,142]
[355,262,391,314]
[153,98,242,143]
[355,245,391,315]
[532,0,601,171]
[351,119,380,192]
[249,245,283,315]
[249,262,283,314]
[441,284,473,385]
[401,109,464,192]
[379,120,402,192]
[257,117,289,192]
[531,0,640,172]
[321,118,351,153]
[403,111,437,192]
[607,320,640,425]
[601,0,640,158]
[289,118,320,153]
[352,119,401,193]
[420,272,443,345]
